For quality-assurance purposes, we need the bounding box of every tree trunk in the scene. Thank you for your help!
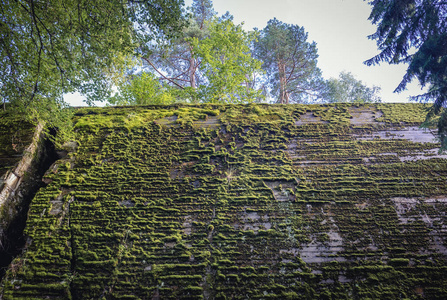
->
[278,61,289,104]
[188,46,197,89]
[188,58,196,89]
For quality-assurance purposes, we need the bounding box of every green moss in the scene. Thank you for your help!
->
[376,103,429,124]
[2,103,447,299]
[0,114,35,177]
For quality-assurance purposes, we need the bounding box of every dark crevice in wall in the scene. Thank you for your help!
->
[0,128,59,282]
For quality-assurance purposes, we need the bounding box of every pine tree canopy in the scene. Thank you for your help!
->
[365,0,447,149]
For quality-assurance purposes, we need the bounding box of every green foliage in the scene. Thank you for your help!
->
[366,0,447,149]
[141,0,216,93]
[110,73,175,105]
[140,0,262,104]
[190,19,263,103]
[0,0,186,139]
[0,0,186,104]
[323,71,382,103]
[0,98,74,146]
[253,18,325,104]
[190,0,216,28]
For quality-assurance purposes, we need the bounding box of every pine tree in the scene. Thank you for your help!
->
[141,0,216,92]
[365,0,447,148]
[140,0,262,103]
[253,18,324,104]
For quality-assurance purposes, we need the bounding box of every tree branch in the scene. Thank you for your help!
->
[26,0,44,107]
[31,4,66,86]
[142,57,184,89]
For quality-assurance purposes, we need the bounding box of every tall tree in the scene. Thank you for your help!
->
[253,18,324,104]
[140,0,262,103]
[191,0,216,29]
[323,72,381,103]
[365,0,447,148]
[141,0,216,92]
[191,19,262,103]
[0,0,185,130]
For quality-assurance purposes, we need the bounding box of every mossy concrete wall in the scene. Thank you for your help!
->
[0,123,44,207]
[1,103,447,299]
[0,117,54,281]
[0,117,45,240]
[0,117,36,191]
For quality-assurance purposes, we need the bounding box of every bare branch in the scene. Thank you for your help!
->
[142,57,184,89]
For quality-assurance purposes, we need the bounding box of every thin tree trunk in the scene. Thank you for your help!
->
[187,45,197,89]
[278,61,288,104]
[188,56,197,89]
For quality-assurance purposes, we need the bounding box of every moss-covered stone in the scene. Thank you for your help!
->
[1,104,447,299]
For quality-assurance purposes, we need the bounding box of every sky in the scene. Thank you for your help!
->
[65,0,425,106]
